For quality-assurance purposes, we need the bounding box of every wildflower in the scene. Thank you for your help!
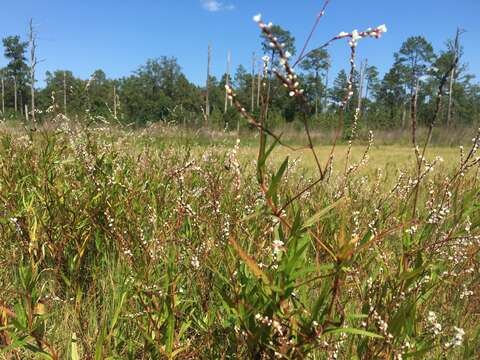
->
[446,327,465,348]
[191,255,200,269]
[351,29,361,42]
[272,239,285,254]
[427,311,442,336]
[460,285,473,299]
[272,239,284,248]
[377,24,388,33]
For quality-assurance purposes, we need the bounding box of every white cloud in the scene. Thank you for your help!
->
[201,0,235,12]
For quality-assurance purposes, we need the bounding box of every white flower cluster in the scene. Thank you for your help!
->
[254,313,284,336]
[226,138,242,198]
[370,308,394,341]
[338,24,388,47]
[351,210,360,240]
[445,327,465,348]
[405,225,418,235]
[427,311,442,336]
[459,284,473,300]
[272,239,285,255]
[253,13,273,29]
[286,72,304,97]
[191,255,200,270]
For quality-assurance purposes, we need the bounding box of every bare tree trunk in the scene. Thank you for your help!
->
[19,91,23,116]
[205,44,211,124]
[29,19,38,123]
[447,28,460,127]
[113,85,117,119]
[256,65,261,109]
[315,71,319,119]
[25,104,29,122]
[364,78,370,108]
[63,71,68,116]
[224,50,231,114]
[13,77,17,114]
[251,52,255,112]
[1,77,4,119]
[357,59,367,117]
[265,51,274,119]
[323,67,329,112]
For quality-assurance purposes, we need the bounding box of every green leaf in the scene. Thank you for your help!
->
[404,345,437,358]
[229,238,271,289]
[267,157,289,201]
[107,291,127,338]
[303,199,342,229]
[399,265,427,284]
[71,332,80,360]
[258,137,279,170]
[0,335,29,355]
[325,327,383,339]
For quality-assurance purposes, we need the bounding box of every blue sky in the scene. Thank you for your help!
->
[0,0,478,87]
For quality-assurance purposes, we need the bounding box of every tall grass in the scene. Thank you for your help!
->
[1,4,480,360]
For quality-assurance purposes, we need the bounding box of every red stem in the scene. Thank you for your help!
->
[293,0,332,68]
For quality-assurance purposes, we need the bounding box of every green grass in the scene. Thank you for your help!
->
[0,122,479,359]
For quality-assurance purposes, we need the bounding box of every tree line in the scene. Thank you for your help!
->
[0,24,478,129]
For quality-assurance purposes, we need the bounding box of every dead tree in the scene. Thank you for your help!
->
[1,77,4,119]
[113,85,117,119]
[447,28,461,127]
[256,63,261,109]
[28,19,39,122]
[206,44,211,124]
[63,71,68,116]
[224,51,231,114]
[357,59,367,117]
[13,77,17,114]
[251,52,255,112]
[323,65,329,112]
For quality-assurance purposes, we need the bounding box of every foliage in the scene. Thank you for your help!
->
[1,30,479,128]
[0,122,478,359]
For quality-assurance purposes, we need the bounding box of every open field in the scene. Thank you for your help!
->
[0,0,479,358]
[0,122,479,359]
[237,145,459,173]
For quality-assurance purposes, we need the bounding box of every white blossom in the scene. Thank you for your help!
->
[377,24,388,33]
[351,29,362,42]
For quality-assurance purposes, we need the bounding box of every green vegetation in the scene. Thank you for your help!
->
[0,122,479,359]
[0,5,479,360]
[0,23,479,129]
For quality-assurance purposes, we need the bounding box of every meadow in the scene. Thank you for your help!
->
[0,4,479,359]
[0,120,479,359]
